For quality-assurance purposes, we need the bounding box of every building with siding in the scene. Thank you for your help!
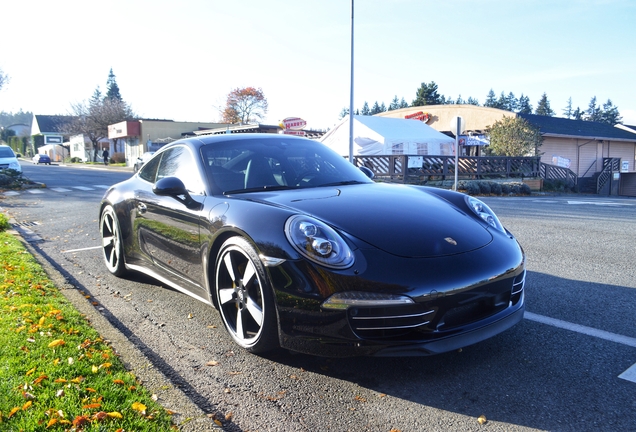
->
[377,105,636,179]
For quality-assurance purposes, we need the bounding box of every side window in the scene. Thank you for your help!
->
[139,155,160,183]
[156,147,204,195]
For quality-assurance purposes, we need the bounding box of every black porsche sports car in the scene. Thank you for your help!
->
[100,133,525,357]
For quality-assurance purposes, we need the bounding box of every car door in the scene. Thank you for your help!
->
[135,146,207,296]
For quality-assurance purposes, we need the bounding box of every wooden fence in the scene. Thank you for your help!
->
[353,155,577,186]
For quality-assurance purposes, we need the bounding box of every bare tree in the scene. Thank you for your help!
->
[0,67,9,93]
[65,87,135,161]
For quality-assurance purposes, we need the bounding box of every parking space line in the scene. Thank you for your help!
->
[525,312,636,383]
[51,188,72,192]
[525,312,636,348]
[619,364,636,383]
[61,246,102,253]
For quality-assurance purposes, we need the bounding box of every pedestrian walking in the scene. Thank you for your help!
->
[102,149,109,165]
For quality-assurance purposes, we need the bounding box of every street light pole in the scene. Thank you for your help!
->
[348,0,354,163]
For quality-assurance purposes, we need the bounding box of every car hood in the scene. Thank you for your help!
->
[236,184,493,258]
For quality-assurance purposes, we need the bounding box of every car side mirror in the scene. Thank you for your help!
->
[153,177,202,210]
[359,166,375,179]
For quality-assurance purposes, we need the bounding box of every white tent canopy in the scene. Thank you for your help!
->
[320,115,456,156]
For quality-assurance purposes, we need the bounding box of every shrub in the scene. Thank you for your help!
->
[501,183,511,194]
[111,152,126,163]
[463,181,481,195]
[0,213,10,232]
[478,181,491,195]
[490,182,502,195]
[520,183,531,195]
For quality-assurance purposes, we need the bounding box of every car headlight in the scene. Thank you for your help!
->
[466,196,505,232]
[285,215,354,269]
[9,161,21,171]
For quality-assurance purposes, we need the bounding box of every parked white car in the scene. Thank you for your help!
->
[0,145,22,173]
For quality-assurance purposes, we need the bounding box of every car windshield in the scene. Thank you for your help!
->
[0,147,16,158]
[201,137,373,194]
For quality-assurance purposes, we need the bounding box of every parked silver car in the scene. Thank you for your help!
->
[133,152,155,173]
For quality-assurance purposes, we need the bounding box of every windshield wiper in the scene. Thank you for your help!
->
[318,180,369,187]
[224,185,298,194]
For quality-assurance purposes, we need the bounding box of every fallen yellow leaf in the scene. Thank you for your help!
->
[48,339,65,348]
[107,411,123,419]
[132,402,147,413]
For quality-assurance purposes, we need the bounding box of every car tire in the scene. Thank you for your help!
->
[100,205,128,277]
[215,237,278,353]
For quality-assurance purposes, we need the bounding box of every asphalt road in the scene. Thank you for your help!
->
[2,163,635,432]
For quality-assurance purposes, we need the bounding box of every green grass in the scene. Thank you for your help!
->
[0,213,176,430]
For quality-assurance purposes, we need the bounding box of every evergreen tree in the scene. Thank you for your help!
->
[572,107,584,121]
[484,89,497,108]
[379,102,387,112]
[388,96,400,111]
[399,98,409,109]
[599,99,622,125]
[505,92,518,112]
[517,94,532,114]
[585,96,601,122]
[361,102,371,115]
[495,92,507,109]
[466,97,480,106]
[562,97,574,119]
[412,81,441,106]
[105,68,122,101]
[338,107,349,120]
[370,101,381,115]
[535,93,555,116]
[455,95,465,105]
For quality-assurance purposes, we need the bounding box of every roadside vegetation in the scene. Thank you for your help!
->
[0,213,175,431]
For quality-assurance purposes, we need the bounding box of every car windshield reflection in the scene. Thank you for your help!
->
[202,137,372,194]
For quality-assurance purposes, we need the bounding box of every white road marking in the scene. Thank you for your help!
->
[2,191,20,196]
[567,200,633,206]
[72,186,95,191]
[26,189,44,194]
[618,364,636,383]
[94,185,110,189]
[51,187,72,192]
[525,312,636,383]
[61,245,102,253]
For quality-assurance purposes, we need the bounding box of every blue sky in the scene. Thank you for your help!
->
[2,0,635,129]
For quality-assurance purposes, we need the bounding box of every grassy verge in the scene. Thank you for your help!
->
[0,213,176,431]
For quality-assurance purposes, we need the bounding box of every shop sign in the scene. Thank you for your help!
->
[283,130,306,136]
[552,155,571,169]
[281,117,307,131]
[404,111,431,123]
